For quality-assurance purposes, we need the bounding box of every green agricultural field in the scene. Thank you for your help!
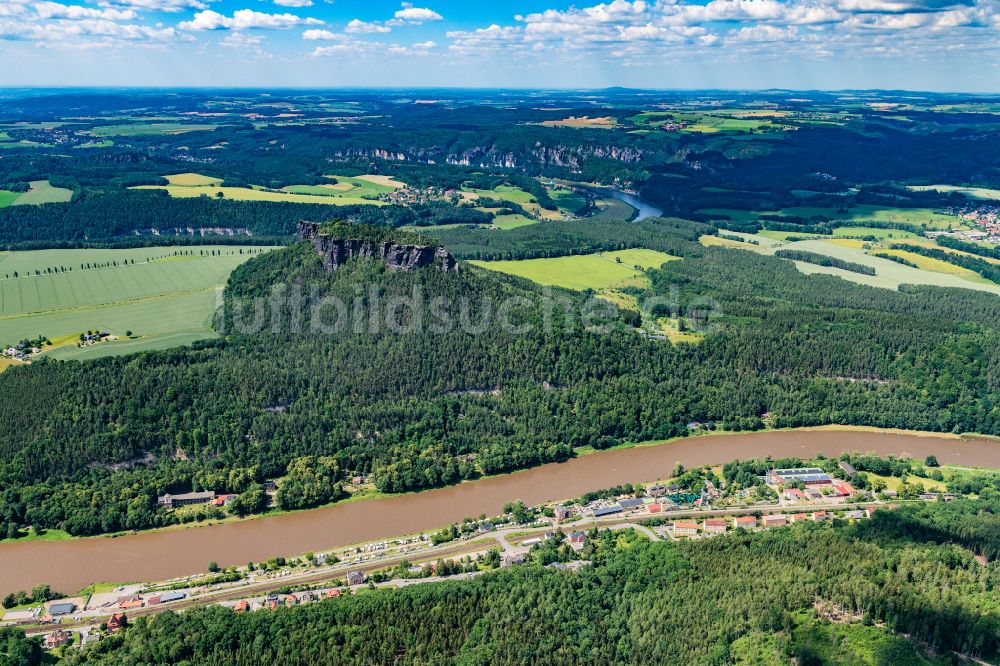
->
[832,226,919,240]
[464,185,537,206]
[491,214,536,230]
[909,184,1000,201]
[0,246,273,359]
[0,190,21,208]
[288,175,401,200]
[165,172,223,187]
[758,238,1000,295]
[89,123,219,137]
[10,180,73,205]
[463,185,563,220]
[699,205,961,230]
[132,184,385,206]
[469,249,678,291]
[548,188,587,215]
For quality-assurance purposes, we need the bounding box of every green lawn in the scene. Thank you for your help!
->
[10,180,73,205]
[469,249,678,291]
[0,247,273,358]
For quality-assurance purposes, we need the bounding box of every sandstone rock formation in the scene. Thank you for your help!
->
[297,222,458,273]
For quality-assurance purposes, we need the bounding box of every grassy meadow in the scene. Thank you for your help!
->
[0,180,73,208]
[463,185,563,220]
[0,246,272,359]
[11,180,73,205]
[758,238,1000,294]
[133,173,392,206]
[469,249,678,291]
[89,123,219,137]
[700,205,963,230]
[0,190,20,208]
[908,184,1000,201]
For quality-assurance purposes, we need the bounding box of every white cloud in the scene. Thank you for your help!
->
[302,28,340,39]
[221,31,271,57]
[392,2,442,23]
[729,24,798,41]
[179,8,323,30]
[345,18,390,33]
[274,0,312,6]
[0,1,31,17]
[97,0,217,11]
[386,38,436,54]
[34,2,137,21]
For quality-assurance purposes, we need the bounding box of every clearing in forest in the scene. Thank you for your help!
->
[469,249,678,291]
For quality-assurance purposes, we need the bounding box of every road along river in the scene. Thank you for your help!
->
[2,427,998,594]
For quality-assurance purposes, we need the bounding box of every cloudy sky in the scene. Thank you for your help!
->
[0,0,997,90]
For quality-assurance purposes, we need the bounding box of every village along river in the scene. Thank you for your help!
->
[2,428,999,594]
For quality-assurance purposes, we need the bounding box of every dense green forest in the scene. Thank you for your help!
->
[5,220,1000,537]
[2,501,993,665]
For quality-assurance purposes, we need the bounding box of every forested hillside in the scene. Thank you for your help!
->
[25,501,994,665]
[3,222,1000,538]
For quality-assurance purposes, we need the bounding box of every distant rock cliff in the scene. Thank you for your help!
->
[297,221,459,273]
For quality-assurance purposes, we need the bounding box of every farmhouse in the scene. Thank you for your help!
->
[770,468,832,486]
[733,515,757,529]
[157,491,216,509]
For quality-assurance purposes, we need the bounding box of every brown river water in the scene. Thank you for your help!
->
[2,428,999,594]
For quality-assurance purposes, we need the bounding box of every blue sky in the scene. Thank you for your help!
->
[0,0,998,90]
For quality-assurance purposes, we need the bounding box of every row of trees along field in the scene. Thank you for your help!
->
[1,500,987,665]
[5,222,1000,537]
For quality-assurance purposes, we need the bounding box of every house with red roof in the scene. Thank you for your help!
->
[107,613,127,632]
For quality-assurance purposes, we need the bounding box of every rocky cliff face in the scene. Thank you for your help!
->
[297,222,458,273]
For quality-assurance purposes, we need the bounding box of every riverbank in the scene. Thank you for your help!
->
[1,426,998,594]
[3,424,997,548]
